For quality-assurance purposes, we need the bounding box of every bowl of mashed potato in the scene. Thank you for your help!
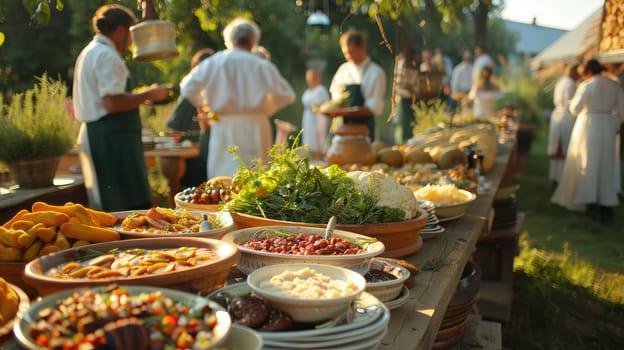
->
[246,264,366,323]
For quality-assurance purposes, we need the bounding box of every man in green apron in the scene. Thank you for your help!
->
[327,30,387,141]
[72,4,170,211]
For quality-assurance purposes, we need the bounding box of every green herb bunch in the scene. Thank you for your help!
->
[0,73,74,163]
[228,137,389,225]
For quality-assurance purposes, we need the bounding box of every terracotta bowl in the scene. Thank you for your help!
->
[228,208,428,258]
[0,283,30,338]
[222,226,385,275]
[23,237,240,297]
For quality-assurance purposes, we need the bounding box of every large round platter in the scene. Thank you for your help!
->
[111,209,234,239]
[228,208,428,258]
[207,282,388,342]
[13,285,231,350]
[0,283,30,337]
[23,237,240,296]
[222,226,384,275]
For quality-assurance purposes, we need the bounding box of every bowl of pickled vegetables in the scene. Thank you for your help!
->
[13,284,232,350]
[221,226,384,275]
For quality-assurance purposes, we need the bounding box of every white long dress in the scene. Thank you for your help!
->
[180,49,295,179]
[551,75,624,211]
[301,84,330,155]
[548,76,578,182]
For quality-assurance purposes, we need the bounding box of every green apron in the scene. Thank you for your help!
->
[344,84,375,140]
[87,81,151,211]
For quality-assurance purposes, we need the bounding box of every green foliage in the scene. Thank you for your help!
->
[507,234,624,349]
[411,98,450,135]
[228,135,400,225]
[497,65,547,127]
[0,74,74,163]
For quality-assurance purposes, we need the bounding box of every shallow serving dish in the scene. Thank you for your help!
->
[112,209,234,239]
[364,258,411,302]
[23,237,240,296]
[246,263,367,323]
[430,189,477,219]
[13,285,231,350]
[221,226,385,275]
[228,208,428,258]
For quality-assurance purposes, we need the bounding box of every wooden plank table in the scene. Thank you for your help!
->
[380,140,516,350]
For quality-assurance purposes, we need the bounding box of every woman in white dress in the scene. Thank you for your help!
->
[547,64,580,185]
[301,68,330,160]
[551,59,624,223]
[467,66,503,119]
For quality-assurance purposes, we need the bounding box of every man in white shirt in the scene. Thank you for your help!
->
[326,30,387,141]
[472,44,494,85]
[450,50,473,114]
[180,18,295,179]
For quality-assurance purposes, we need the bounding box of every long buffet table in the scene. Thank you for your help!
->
[381,140,515,350]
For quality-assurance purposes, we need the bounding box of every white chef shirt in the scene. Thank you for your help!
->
[72,35,129,123]
[329,57,386,116]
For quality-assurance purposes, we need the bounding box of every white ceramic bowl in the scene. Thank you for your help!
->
[218,324,263,350]
[221,226,385,275]
[247,263,366,323]
[431,189,477,219]
[364,258,411,302]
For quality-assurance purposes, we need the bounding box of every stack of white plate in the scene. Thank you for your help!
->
[418,200,445,239]
[209,283,390,350]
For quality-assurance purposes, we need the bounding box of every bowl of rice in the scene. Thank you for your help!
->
[413,184,476,220]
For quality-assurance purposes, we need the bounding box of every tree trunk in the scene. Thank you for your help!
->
[473,0,490,46]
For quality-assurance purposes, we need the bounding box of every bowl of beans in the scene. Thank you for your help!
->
[246,264,366,323]
[13,284,232,350]
[23,237,240,297]
[221,226,385,275]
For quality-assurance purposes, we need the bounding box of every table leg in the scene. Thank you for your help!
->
[159,157,186,208]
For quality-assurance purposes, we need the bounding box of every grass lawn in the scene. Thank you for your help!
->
[501,124,624,349]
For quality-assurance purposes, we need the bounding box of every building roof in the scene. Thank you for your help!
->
[503,20,568,56]
[530,8,602,70]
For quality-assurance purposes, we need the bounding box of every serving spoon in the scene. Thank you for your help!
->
[324,216,336,240]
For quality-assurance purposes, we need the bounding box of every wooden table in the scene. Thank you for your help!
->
[0,175,88,223]
[380,140,516,350]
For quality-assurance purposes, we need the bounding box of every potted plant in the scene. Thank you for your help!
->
[0,74,74,188]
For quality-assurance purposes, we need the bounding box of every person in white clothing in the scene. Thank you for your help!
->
[180,18,295,179]
[326,30,386,141]
[547,64,580,185]
[472,44,494,86]
[301,68,331,159]
[551,59,624,224]
[467,66,503,118]
[450,50,473,114]
[73,4,169,211]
